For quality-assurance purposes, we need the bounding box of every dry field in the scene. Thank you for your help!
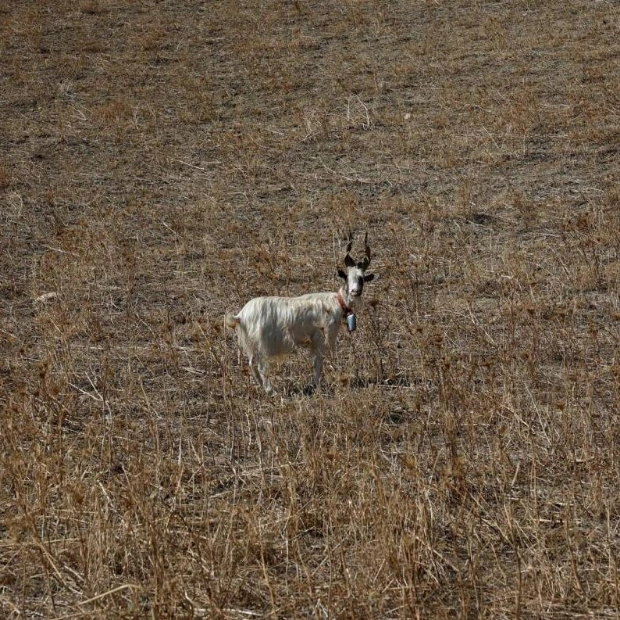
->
[2,0,620,617]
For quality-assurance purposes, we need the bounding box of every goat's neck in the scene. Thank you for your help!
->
[338,287,358,313]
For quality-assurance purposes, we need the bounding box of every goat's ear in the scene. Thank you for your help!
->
[363,273,375,282]
[338,269,348,280]
[344,254,355,267]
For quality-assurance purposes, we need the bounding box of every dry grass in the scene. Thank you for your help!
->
[2,0,620,617]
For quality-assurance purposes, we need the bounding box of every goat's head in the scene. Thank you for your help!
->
[338,232,375,297]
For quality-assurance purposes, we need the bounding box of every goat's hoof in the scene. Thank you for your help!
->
[303,384,317,396]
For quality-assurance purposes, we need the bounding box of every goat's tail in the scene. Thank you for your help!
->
[225,313,241,329]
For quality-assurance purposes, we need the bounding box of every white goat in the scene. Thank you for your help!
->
[225,234,375,394]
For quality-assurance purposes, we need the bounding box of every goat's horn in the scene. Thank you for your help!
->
[346,232,353,255]
[364,232,371,264]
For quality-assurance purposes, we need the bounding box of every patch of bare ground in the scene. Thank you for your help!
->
[2,0,620,617]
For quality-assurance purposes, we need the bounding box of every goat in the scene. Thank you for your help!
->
[225,234,375,394]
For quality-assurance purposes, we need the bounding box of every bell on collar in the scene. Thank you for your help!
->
[347,313,357,332]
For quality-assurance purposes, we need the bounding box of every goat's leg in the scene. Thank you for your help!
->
[313,350,324,387]
[248,355,266,391]
[298,352,324,396]
[248,352,275,395]
[258,360,275,395]
[308,331,329,392]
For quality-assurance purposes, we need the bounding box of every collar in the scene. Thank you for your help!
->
[337,291,353,316]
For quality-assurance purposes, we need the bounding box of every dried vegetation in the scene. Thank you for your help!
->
[2,0,620,617]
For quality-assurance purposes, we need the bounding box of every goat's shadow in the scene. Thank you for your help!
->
[279,374,417,398]
[285,383,335,398]
[349,374,414,389]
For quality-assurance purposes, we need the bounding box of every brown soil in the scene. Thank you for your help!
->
[2,1,620,617]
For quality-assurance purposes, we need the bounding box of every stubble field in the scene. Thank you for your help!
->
[2,0,620,617]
